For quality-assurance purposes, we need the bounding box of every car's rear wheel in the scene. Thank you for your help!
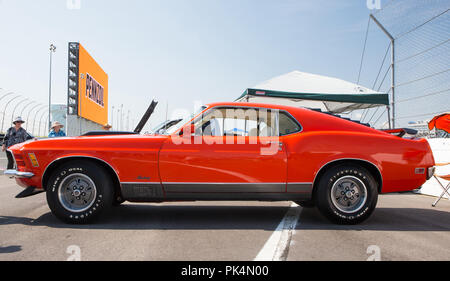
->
[315,164,378,224]
[46,160,114,224]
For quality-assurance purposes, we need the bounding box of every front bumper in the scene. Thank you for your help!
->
[3,169,35,179]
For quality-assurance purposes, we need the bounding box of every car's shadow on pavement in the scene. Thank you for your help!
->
[0,204,450,231]
[298,207,450,231]
[0,245,22,254]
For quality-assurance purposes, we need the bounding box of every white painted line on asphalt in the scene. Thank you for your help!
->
[254,202,302,261]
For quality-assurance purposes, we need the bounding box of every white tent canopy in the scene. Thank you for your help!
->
[236,71,389,113]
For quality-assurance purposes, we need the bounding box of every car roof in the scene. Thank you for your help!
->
[205,102,309,114]
[205,102,380,134]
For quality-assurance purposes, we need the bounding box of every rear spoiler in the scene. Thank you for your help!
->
[381,128,418,137]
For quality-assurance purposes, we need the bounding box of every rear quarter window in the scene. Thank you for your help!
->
[279,112,302,136]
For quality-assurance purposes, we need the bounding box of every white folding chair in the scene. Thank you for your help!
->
[432,162,450,207]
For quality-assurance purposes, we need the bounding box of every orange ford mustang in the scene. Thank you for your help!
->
[4,102,435,224]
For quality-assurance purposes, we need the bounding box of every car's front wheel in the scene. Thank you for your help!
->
[46,160,114,224]
[315,164,378,224]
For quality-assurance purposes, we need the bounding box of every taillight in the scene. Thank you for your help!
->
[427,167,435,180]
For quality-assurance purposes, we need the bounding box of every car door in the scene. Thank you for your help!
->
[158,106,288,194]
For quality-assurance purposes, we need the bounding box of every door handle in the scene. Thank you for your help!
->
[267,141,283,151]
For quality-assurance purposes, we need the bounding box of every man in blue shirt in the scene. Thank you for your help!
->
[48,121,66,138]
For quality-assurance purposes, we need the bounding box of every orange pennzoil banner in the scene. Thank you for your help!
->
[77,44,108,125]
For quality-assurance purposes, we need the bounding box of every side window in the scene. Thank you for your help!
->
[193,107,277,137]
[192,107,300,137]
[279,112,301,136]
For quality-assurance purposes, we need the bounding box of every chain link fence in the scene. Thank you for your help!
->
[362,0,450,133]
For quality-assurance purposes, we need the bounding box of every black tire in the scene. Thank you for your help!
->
[294,200,315,208]
[315,164,378,225]
[112,196,125,206]
[46,160,114,224]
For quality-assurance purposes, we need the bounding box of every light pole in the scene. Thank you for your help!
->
[11,97,29,124]
[370,14,394,129]
[32,105,47,136]
[127,110,130,131]
[120,104,123,131]
[111,105,115,130]
[117,108,120,130]
[48,44,56,131]
[1,94,21,133]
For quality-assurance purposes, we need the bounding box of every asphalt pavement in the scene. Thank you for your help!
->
[0,157,449,261]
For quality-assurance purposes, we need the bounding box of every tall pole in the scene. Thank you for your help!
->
[370,14,394,129]
[120,104,123,131]
[111,105,115,130]
[48,44,56,131]
[127,110,130,131]
[116,108,120,130]
[391,41,395,128]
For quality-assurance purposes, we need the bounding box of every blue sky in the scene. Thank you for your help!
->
[0,0,390,131]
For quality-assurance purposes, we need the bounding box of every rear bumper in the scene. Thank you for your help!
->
[3,169,35,179]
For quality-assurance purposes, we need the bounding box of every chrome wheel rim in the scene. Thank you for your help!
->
[58,173,97,213]
[330,176,367,213]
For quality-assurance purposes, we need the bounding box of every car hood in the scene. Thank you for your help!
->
[9,134,169,152]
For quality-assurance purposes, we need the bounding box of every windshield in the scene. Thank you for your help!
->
[164,106,208,135]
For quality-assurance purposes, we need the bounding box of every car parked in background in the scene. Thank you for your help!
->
[4,102,435,224]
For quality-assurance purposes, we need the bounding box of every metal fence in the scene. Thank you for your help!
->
[0,90,49,137]
[361,0,450,129]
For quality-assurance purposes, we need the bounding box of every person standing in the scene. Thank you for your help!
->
[48,121,66,138]
[102,123,112,131]
[1,117,34,169]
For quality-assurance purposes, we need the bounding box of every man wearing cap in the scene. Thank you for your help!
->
[1,117,34,169]
[48,121,66,138]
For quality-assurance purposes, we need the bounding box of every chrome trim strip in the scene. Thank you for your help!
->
[163,182,286,193]
[4,169,35,178]
[42,155,120,189]
[6,149,17,169]
[163,182,285,184]
[312,158,383,190]
[120,182,161,185]
[286,182,313,193]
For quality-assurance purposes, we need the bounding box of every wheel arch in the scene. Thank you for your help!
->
[312,158,383,195]
[42,156,122,199]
